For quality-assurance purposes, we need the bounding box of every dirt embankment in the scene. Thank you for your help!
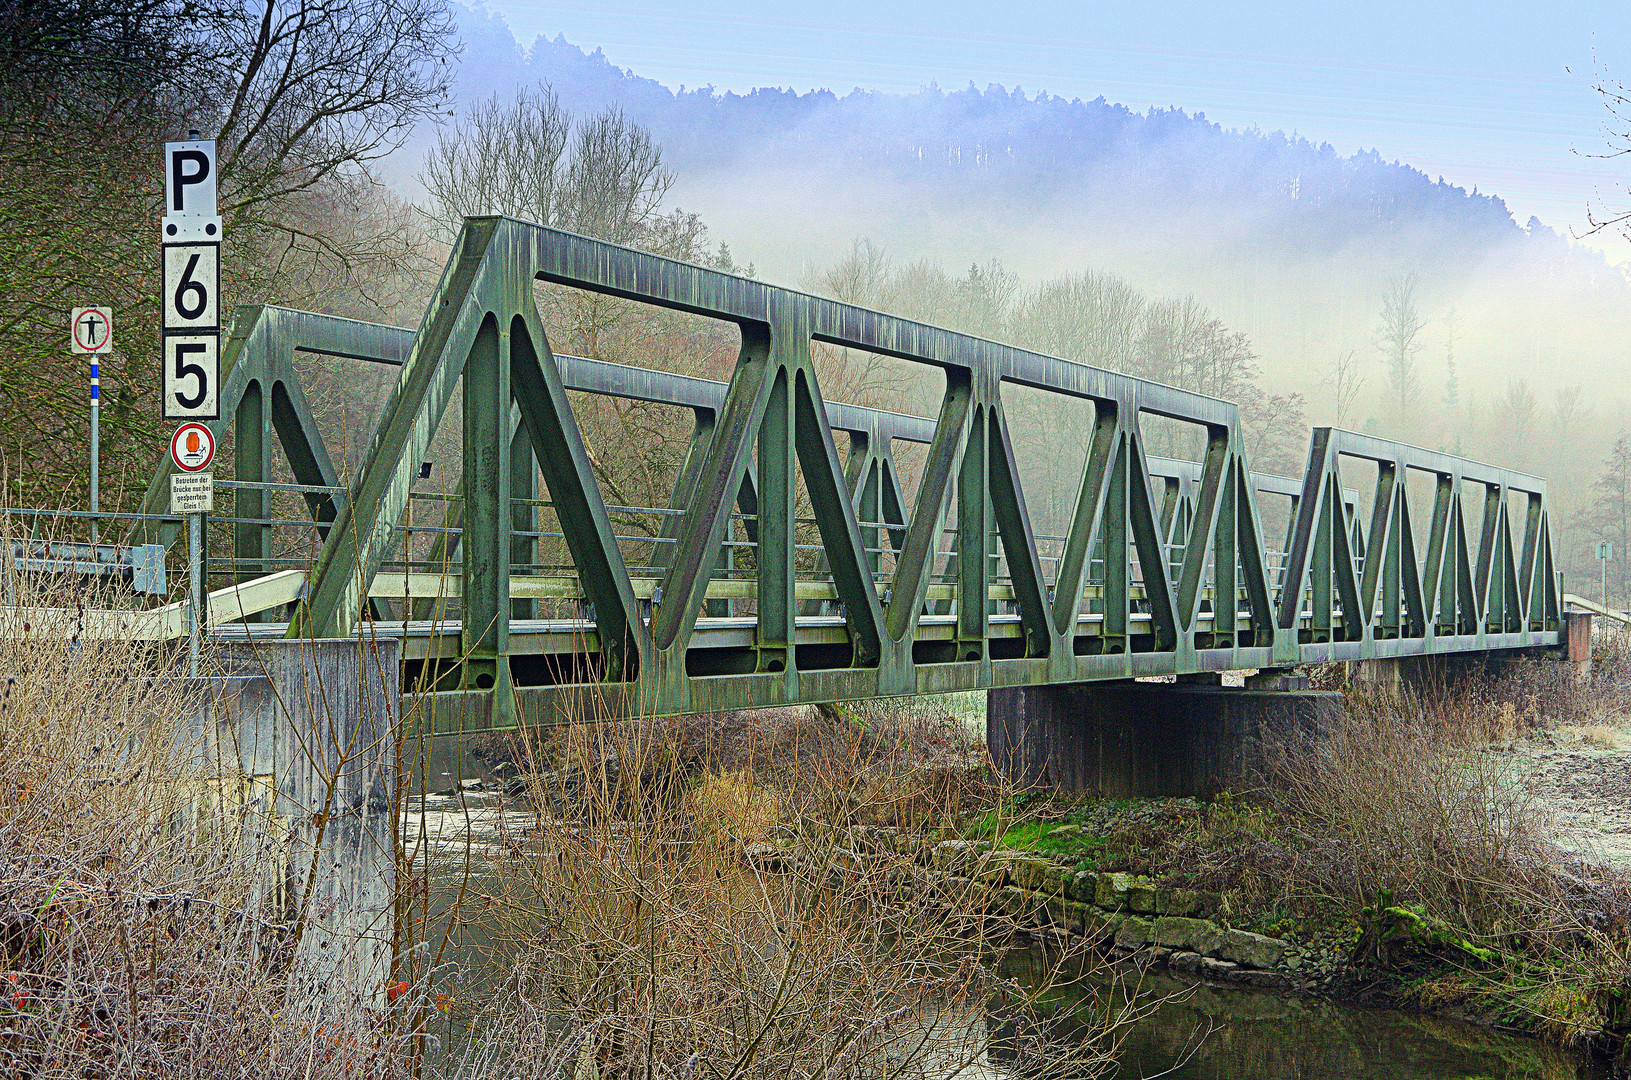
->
[1517,729,1631,871]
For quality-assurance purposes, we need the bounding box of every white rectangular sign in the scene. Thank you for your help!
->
[70,306,112,354]
[162,140,221,244]
[162,244,220,330]
[162,334,219,420]
[171,471,214,514]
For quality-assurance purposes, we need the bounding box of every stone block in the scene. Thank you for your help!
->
[1080,910,1124,945]
[1168,950,1202,974]
[1128,883,1160,913]
[1198,957,1238,978]
[1066,870,1101,903]
[995,886,1034,921]
[972,851,1021,888]
[1012,857,1066,894]
[1214,929,1288,970]
[1095,871,1136,909]
[1156,888,1202,916]
[1115,915,1153,948]
[1043,896,1088,932]
[1229,969,1288,989]
[1149,916,1222,954]
[932,839,984,873]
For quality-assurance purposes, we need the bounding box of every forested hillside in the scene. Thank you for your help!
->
[435,14,1631,429]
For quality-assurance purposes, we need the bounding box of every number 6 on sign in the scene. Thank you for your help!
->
[163,334,218,419]
[162,244,219,330]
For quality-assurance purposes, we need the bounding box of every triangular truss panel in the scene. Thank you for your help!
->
[131,305,409,581]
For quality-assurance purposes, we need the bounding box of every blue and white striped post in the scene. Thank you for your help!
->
[70,306,111,544]
[89,357,98,543]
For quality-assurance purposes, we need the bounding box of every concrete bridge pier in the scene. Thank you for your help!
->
[986,680,1345,799]
[196,637,401,1013]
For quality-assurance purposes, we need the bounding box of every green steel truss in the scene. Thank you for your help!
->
[142,220,1564,729]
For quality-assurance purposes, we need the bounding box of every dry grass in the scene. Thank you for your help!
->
[1551,724,1626,750]
[425,702,1140,1079]
[1100,668,1631,1042]
[0,568,416,1078]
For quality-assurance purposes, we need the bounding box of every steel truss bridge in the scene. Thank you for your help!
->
[123,218,1561,733]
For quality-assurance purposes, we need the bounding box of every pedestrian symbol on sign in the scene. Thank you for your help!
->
[70,306,113,354]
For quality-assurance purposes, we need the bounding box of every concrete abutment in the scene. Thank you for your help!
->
[986,681,1345,799]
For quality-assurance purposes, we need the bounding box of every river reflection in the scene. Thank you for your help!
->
[999,949,1605,1080]
[410,793,1606,1080]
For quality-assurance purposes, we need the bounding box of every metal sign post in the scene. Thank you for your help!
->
[162,137,220,422]
[171,423,215,675]
[1598,540,1614,609]
[70,306,112,541]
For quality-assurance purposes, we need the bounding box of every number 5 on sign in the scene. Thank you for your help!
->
[162,244,219,330]
[163,335,218,419]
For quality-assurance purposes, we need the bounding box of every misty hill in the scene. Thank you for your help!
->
[435,8,1631,416]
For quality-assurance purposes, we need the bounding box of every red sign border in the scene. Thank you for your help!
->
[170,422,216,473]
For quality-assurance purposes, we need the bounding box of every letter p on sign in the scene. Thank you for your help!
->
[163,140,220,243]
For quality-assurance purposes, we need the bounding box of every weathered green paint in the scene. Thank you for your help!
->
[170,221,1562,732]
[132,305,394,551]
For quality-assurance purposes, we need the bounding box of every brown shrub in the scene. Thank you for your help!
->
[429,702,1137,1079]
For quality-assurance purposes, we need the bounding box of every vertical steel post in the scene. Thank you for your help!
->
[188,510,204,676]
[756,368,793,673]
[461,316,511,699]
[234,379,269,589]
[89,355,99,543]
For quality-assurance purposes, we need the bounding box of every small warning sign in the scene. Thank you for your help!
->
[170,422,215,471]
[170,471,213,514]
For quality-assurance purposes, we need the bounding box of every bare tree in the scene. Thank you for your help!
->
[1591,436,1631,607]
[1008,269,1145,370]
[1582,64,1631,240]
[213,0,456,227]
[1376,273,1427,435]
[0,0,455,508]
[419,86,674,246]
[1492,378,1539,471]
[811,237,894,308]
[1331,349,1365,428]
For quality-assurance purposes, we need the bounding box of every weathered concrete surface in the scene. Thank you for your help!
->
[1565,611,1593,677]
[986,681,1345,798]
[209,638,401,1012]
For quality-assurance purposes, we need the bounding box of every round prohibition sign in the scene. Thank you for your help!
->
[170,422,215,472]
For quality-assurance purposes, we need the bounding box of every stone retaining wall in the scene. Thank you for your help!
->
[747,830,1347,991]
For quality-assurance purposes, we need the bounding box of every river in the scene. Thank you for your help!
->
[408,789,1607,1079]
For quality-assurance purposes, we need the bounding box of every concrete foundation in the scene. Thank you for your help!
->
[986,681,1345,799]
[199,637,401,1012]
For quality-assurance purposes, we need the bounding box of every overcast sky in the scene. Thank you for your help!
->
[476,0,1631,262]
